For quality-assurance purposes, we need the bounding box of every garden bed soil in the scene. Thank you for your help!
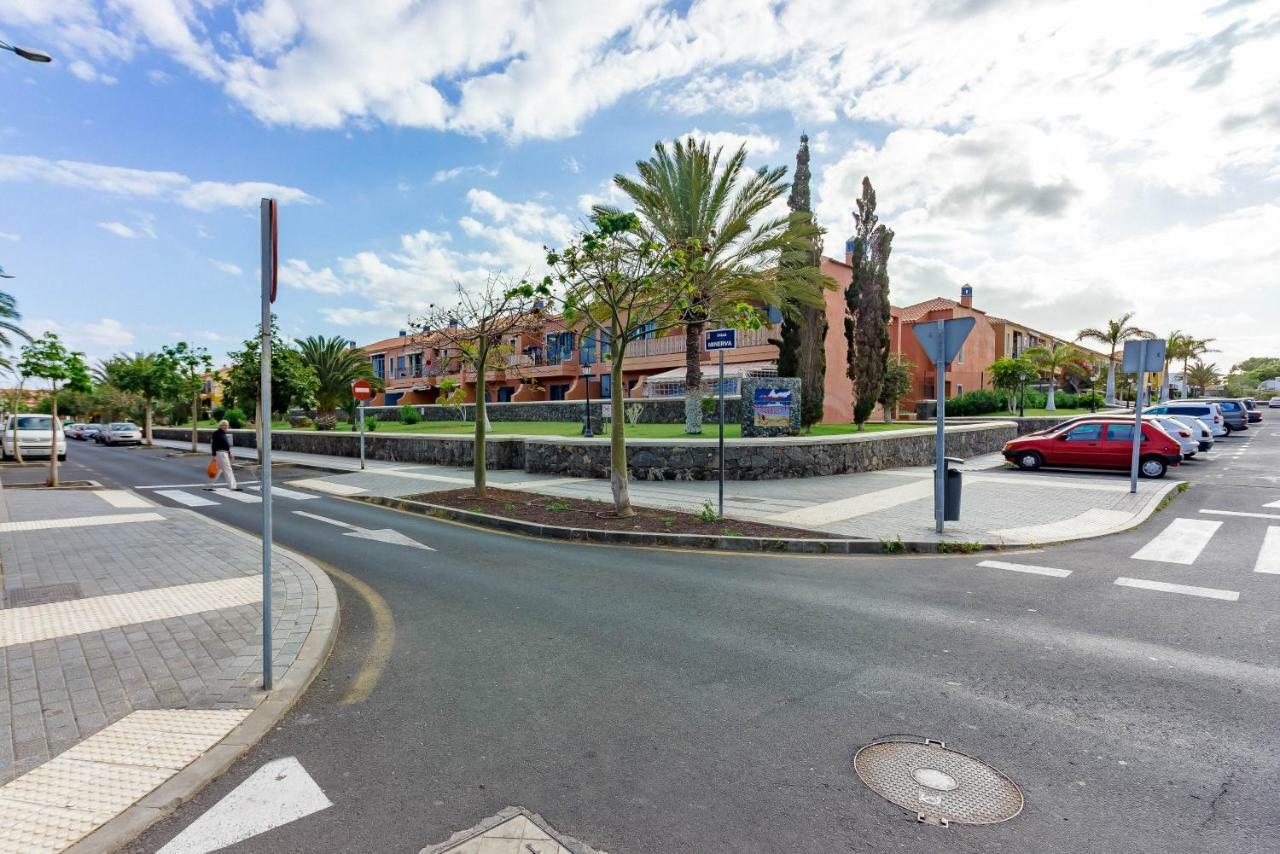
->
[415,487,825,539]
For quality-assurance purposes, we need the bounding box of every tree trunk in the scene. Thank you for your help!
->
[1104,351,1116,404]
[683,320,704,434]
[1046,381,1057,411]
[144,397,153,447]
[191,390,200,452]
[47,384,59,487]
[473,348,487,497]
[609,357,633,516]
[12,384,23,464]
[316,409,338,430]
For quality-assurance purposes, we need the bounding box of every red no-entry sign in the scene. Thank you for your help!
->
[351,379,374,400]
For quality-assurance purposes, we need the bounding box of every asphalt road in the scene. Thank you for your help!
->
[44,427,1280,853]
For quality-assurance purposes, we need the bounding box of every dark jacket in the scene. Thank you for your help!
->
[211,429,232,455]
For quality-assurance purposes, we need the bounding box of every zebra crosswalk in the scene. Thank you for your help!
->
[145,484,321,508]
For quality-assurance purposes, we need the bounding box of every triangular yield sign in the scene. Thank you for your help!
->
[158,756,332,853]
[343,527,435,550]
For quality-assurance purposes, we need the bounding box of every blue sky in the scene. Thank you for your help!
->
[1,1,1277,373]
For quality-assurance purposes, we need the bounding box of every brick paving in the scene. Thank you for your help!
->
[0,486,324,786]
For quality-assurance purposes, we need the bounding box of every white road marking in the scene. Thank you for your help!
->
[1264,499,1280,509]
[0,512,165,533]
[0,576,261,647]
[138,481,261,489]
[157,756,331,854]
[292,510,435,551]
[213,488,261,503]
[156,489,218,507]
[769,479,933,526]
[1130,518,1222,565]
[285,478,367,496]
[1114,577,1239,601]
[1199,509,1280,521]
[93,489,154,508]
[247,484,318,500]
[0,709,249,852]
[976,560,1072,578]
[1255,527,1280,574]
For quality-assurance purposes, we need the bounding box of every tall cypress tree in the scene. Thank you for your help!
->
[772,134,827,429]
[844,177,894,428]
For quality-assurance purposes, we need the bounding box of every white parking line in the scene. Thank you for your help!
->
[247,485,318,500]
[1199,509,1280,521]
[156,489,218,507]
[976,560,1072,578]
[1114,577,1239,601]
[213,488,261,504]
[1130,518,1222,565]
[1255,527,1280,574]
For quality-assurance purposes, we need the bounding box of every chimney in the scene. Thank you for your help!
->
[960,284,973,308]
[844,236,855,266]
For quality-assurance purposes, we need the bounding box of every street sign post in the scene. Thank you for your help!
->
[259,197,277,691]
[910,316,975,533]
[705,328,738,518]
[1122,338,1166,493]
[351,379,374,471]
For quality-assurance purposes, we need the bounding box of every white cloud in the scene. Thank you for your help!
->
[0,154,315,209]
[0,231,18,241]
[431,164,498,183]
[279,258,344,294]
[29,317,135,361]
[682,127,781,159]
[562,156,581,174]
[209,259,243,276]
[68,59,118,85]
[97,214,156,239]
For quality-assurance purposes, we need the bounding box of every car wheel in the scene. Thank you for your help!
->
[1016,451,1043,471]
[1139,456,1167,478]
[58,453,66,462]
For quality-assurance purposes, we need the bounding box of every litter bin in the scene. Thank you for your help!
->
[943,456,964,521]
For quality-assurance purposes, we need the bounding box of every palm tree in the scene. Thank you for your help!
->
[1075,312,1151,404]
[0,290,30,350]
[1024,343,1085,411]
[1174,336,1216,399]
[297,336,379,430]
[1158,330,1193,402]
[608,136,831,433]
[1186,360,1220,396]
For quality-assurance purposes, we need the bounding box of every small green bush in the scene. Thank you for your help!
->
[399,405,422,424]
[697,499,721,523]
[223,408,246,429]
[210,406,225,422]
[946,389,1008,416]
[364,415,378,432]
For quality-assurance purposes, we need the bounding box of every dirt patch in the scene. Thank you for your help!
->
[415,487,826,540]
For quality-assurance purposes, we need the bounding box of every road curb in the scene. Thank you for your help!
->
[65,511,341,854]
[351,494,1009,555]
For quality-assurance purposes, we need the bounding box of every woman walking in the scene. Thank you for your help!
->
[210,420,240,490]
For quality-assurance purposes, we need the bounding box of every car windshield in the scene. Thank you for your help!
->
[111,423,137,430]
[14,416,54,430]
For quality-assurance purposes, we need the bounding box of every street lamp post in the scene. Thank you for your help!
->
[1018,370,1027,418]
[580,349,594,438]
[0,40,52,63]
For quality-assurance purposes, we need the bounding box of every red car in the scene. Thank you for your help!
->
[1002,418,1182,478]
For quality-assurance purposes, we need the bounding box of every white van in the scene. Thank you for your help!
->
[2,414,67,461]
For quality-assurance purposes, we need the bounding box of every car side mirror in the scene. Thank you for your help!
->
[1058,434,1070,441]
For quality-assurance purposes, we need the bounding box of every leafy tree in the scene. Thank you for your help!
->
[17,333,91,486]
[877,354,914,422]
[547,212,692,516]
[607,136,830,434]
[1075,312,1151,403]
[987,356,1036,412]
[772,134,829,430]
[297,336,380,431]
[226,317,318,460]
[161,342,213,452]
[844,177,894,428]
[112,353,182,447]
[1024,343,1084,411]
[1225,355,1280,396]
[1186,360,1221,396]
[409,275,550,497]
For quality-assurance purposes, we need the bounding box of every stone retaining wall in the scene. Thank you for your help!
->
[360,396,743,424]
[155,421,1015,480]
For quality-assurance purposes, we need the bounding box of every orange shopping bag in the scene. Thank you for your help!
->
[206,459,219,479]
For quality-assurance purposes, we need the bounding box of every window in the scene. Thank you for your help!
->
[601,373,611,398]
[956,384,964,395]
[1106,424,1142,442]
[549,384,570,401]
[371,354,385,379]
[396,355,406,378]
[766,305,784,324]
[408,353,424,377]
[956,346,964,365]
[1064,423,1103,442]
[497,386,514,402]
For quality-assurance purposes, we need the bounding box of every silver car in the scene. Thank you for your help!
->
[101,422,143,446]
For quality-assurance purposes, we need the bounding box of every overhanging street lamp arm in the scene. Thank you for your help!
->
[0,41,53,62]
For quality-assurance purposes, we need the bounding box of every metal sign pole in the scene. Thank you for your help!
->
[934,319,946,534]
[359,401,366,470]
[258,198,275,691]
[1129,342,1146,494]
[718,348,725,519]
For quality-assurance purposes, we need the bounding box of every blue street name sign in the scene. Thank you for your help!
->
[704,328,737,351]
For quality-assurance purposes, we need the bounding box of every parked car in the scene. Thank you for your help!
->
[1003,418,1182,478]
[1167,414,1214,453]
[1147,415,1199,459]
[100,422,143,446]
[1196,398,1250,432]
[1145,402,1228,437]
[1,414,68,461]
[81,424,102,441]
[1271,397,1280,409]
[1242,398,1262,423]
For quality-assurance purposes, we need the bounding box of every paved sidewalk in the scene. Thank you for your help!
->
[254,450,1179,546]
[0,483,337,851]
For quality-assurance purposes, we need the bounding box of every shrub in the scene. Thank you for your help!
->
[946,389,1007,416]
[1021,388,1047,409]
[399,405,422,425]
[364,415,378,432]
[210,406,225,422]
[223,408,246,429]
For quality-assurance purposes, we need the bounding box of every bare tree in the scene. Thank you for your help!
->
[409,275,550,497]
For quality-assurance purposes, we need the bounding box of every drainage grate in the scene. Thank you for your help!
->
[853,738,1023,826]
[5,583,83,608]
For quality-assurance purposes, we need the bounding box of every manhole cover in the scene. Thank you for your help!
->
[5,583,82,607]
[853,738,1023,826]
